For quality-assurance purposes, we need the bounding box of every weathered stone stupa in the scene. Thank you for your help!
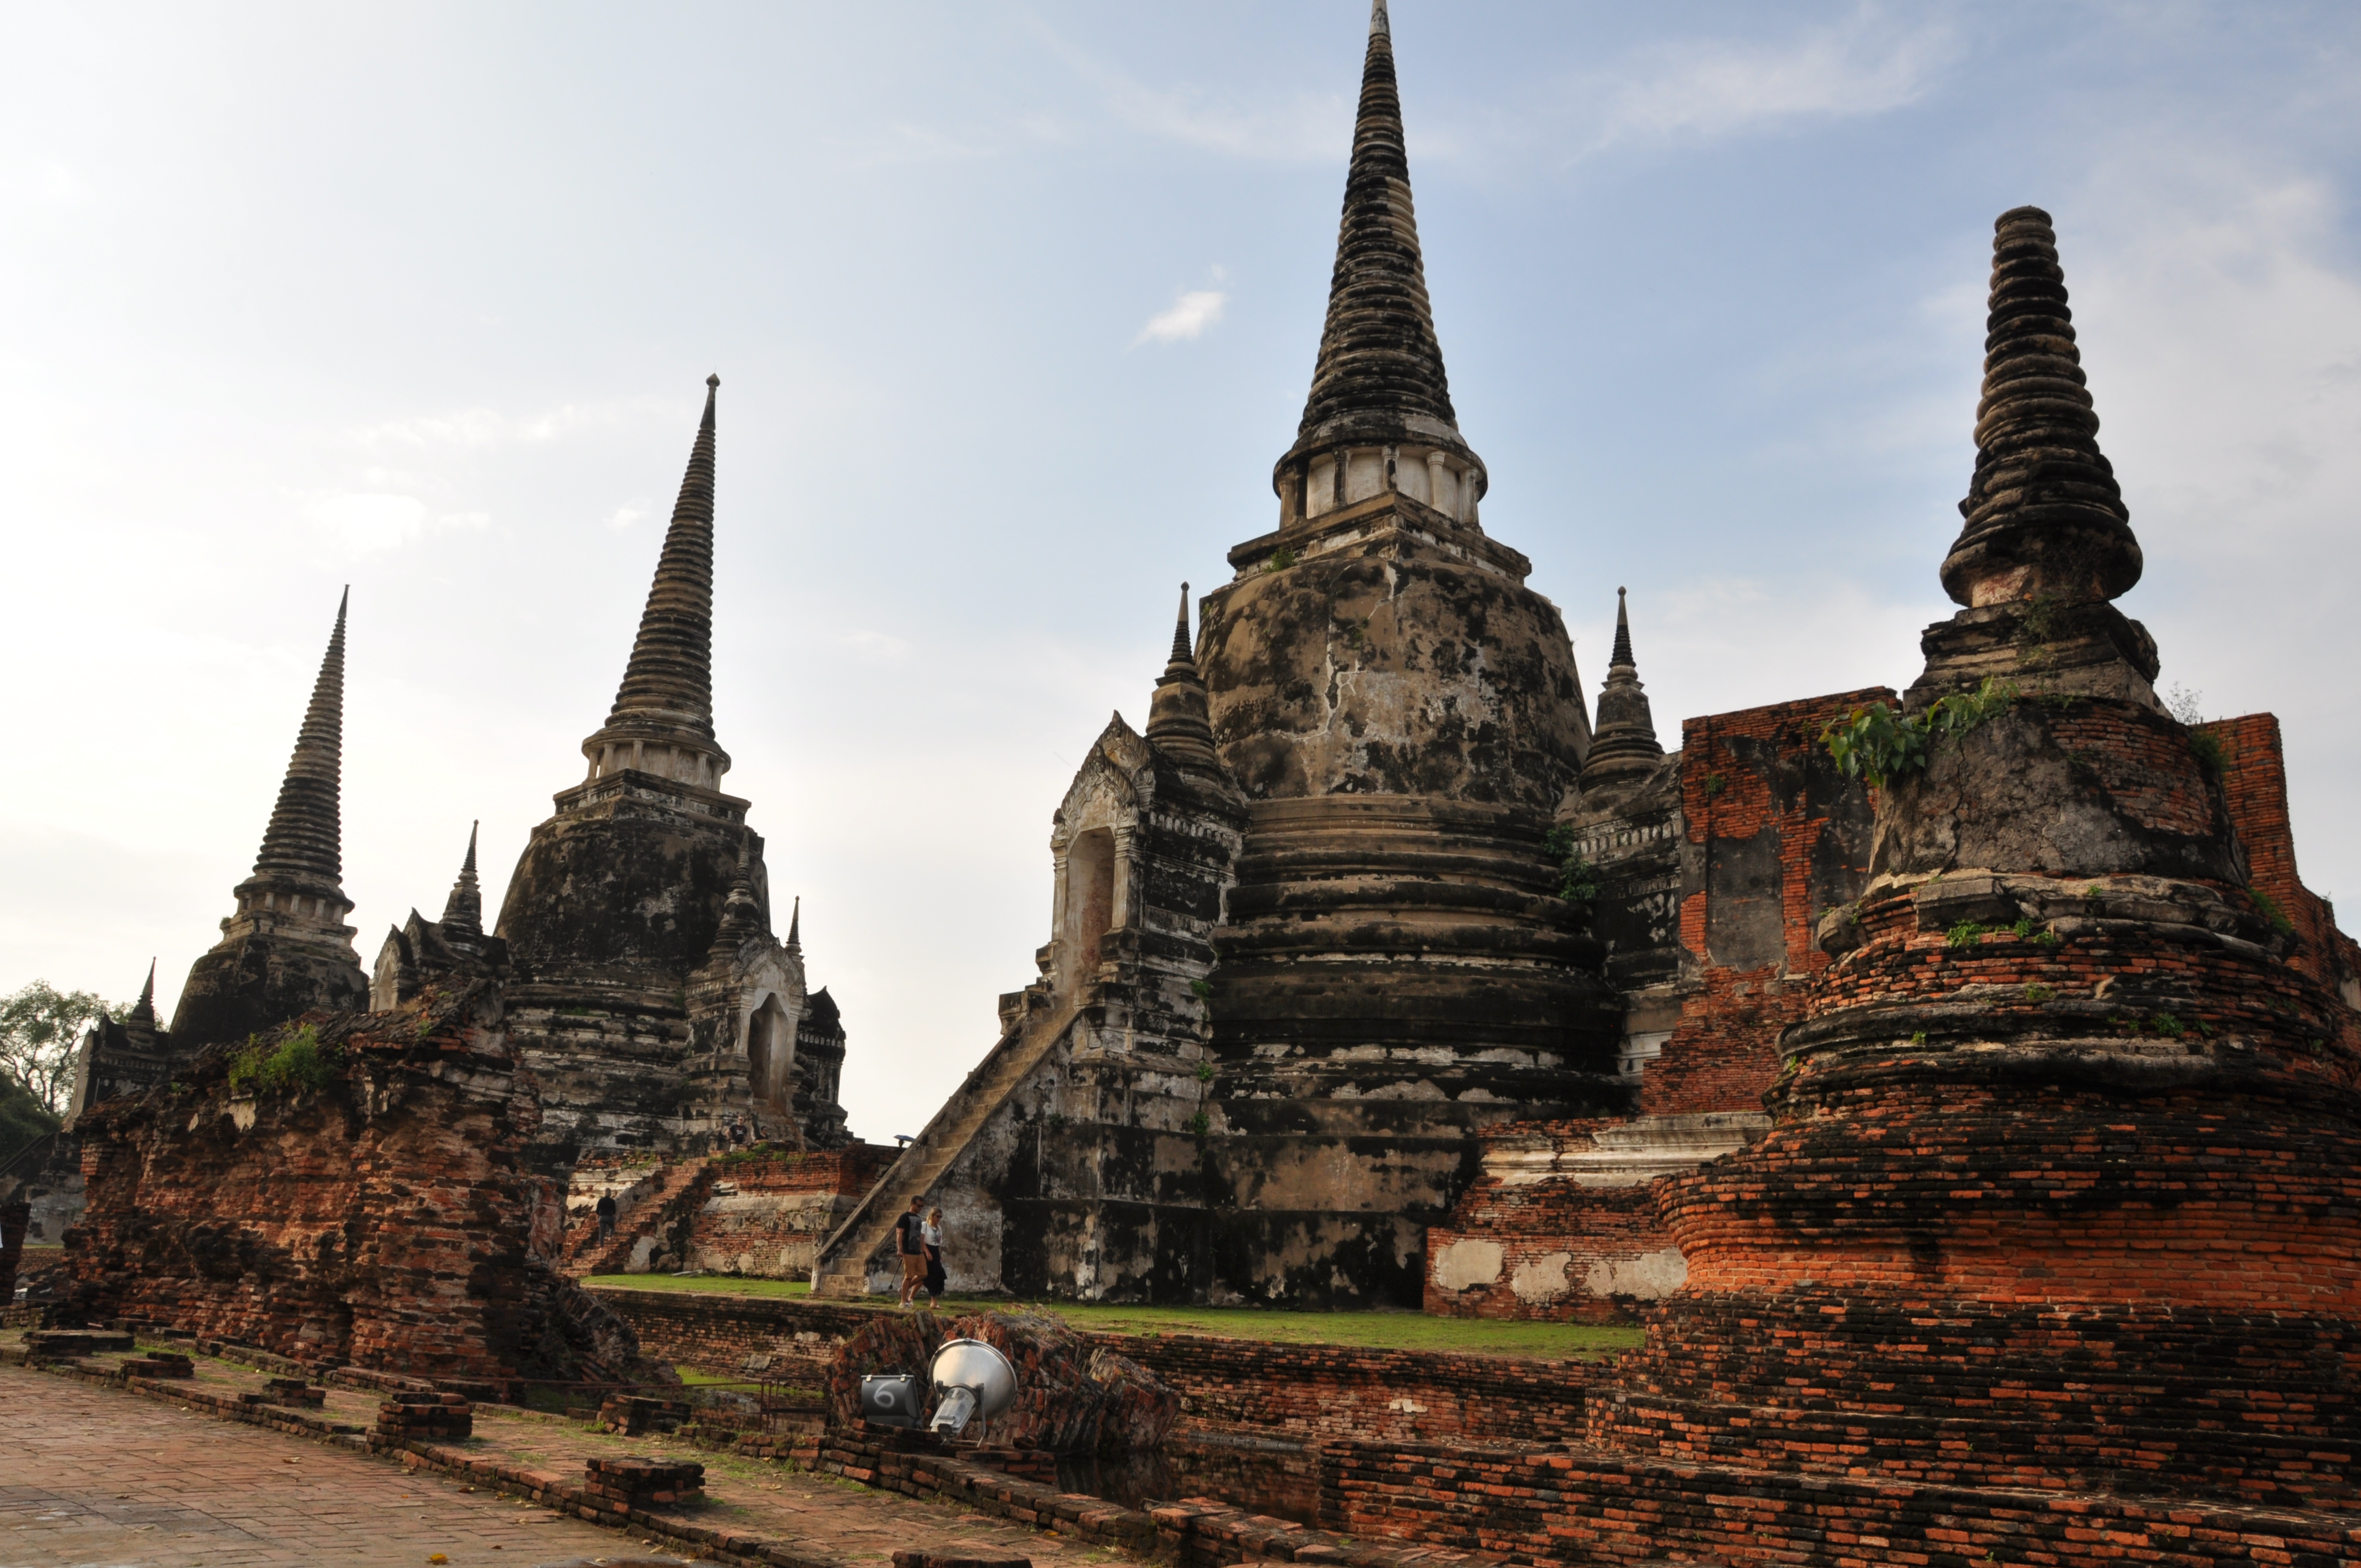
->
[1191,0,1623,1299]
[169,590,372,1051]
[815,2,1624,1308]
[1595,206,2361,1506]
[494,378,826,1154]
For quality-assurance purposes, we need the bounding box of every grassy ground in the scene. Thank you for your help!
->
[586,1273,1642,1360]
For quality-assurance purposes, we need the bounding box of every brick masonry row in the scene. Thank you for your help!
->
[592,1286,1592,1444]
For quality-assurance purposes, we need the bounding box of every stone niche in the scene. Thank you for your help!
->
[59,982,662,1396]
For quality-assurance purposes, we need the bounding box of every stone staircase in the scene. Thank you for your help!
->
[562,1158,721,1279]
[809,992,1085,1298]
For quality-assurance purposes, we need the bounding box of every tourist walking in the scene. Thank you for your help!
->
[922,1206,946,1305]
[595,1190,617,1243]
[895,1196,928,1309]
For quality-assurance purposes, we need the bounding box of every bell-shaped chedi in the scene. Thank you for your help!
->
[1188,1,1622,1307]
[1598,209,2361,1509]
[1579,589,1666,786]
[171,590,371,1051]
[493,378,810,1155]
[497,377,767,985]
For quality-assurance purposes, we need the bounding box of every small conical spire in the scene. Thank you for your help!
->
[1168,581,1194,664]
[116,958,161,1048]
[785,895,802,955]
[585,377,727,777]
[1940,208,2140,608]
[249,589,349,890]
[439,821,483,938]
[1145,582,1222,771]
[1282,1,1470,475]
[129,960,157,1026]
[1581,587,1664,786]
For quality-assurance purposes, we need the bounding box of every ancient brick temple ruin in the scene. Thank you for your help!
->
[58,981,660,1396]
[816,0,2361,1340]
[18,375,867,1375]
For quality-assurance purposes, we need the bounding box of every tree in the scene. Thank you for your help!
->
[0,981,117,1118]
[0,1069,61,1174]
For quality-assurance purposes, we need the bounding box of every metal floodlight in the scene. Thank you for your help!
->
[927,1338,1018,1439]
[860,1373,924,1429]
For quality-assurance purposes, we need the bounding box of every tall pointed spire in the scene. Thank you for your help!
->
[1941,207,2140,609]
[581,375,731,790]
[249,589,349,890]
[1145,582,1221,771]
[1581,588,1664,786]
[1286,3,1467,459]
[785,896,802,955]
[439,821,482,939]
[1273,1,1483,526]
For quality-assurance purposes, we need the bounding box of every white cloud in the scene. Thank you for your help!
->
[1134,288,1227,345]
[1031,22,1345,162]
[1591,6,1956,148]
[840,629,912,665]
[303,493,489,552]
[307,492,427,552]
[349,399,671,454]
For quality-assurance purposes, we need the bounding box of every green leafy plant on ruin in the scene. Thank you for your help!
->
[1542,825,1600,903]
[2249,886,2298,937]
[227,1025,335,1096]
[1263,546,1297,573]
[1821,677,2022,788]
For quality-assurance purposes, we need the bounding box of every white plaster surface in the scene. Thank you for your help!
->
[1585,1246,1688,1300]
[1430,1236,1505,1291]
[1509,1250,1572,1303]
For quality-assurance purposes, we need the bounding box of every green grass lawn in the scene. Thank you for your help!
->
[585,1272,1642,1360]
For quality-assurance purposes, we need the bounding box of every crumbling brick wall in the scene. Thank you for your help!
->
[684,1143,897,1278]
[1422,1120,1678,1324]
[2201,712,2361,1001]
[1642,689,1886,1118]
[62,984,657,1396]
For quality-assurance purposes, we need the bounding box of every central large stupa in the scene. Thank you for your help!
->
[814,1,1625,1307]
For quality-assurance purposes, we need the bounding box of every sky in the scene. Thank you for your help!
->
[3,2,2357,1144]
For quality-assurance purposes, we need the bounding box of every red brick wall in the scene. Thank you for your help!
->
[1320,1438,2361,1565]
[1641,688,1888,1118]
[710,1144,896,1195]
[1423,1120,1675,1324]
[2201,712,2361,992]
[64,991,649,1392]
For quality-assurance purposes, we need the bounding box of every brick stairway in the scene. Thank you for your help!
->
[809,993,1084,1298]
[561,1158,722,1279]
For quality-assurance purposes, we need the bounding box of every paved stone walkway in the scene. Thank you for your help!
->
[2,1353,1146,1568]
[1,1365,695,1567]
